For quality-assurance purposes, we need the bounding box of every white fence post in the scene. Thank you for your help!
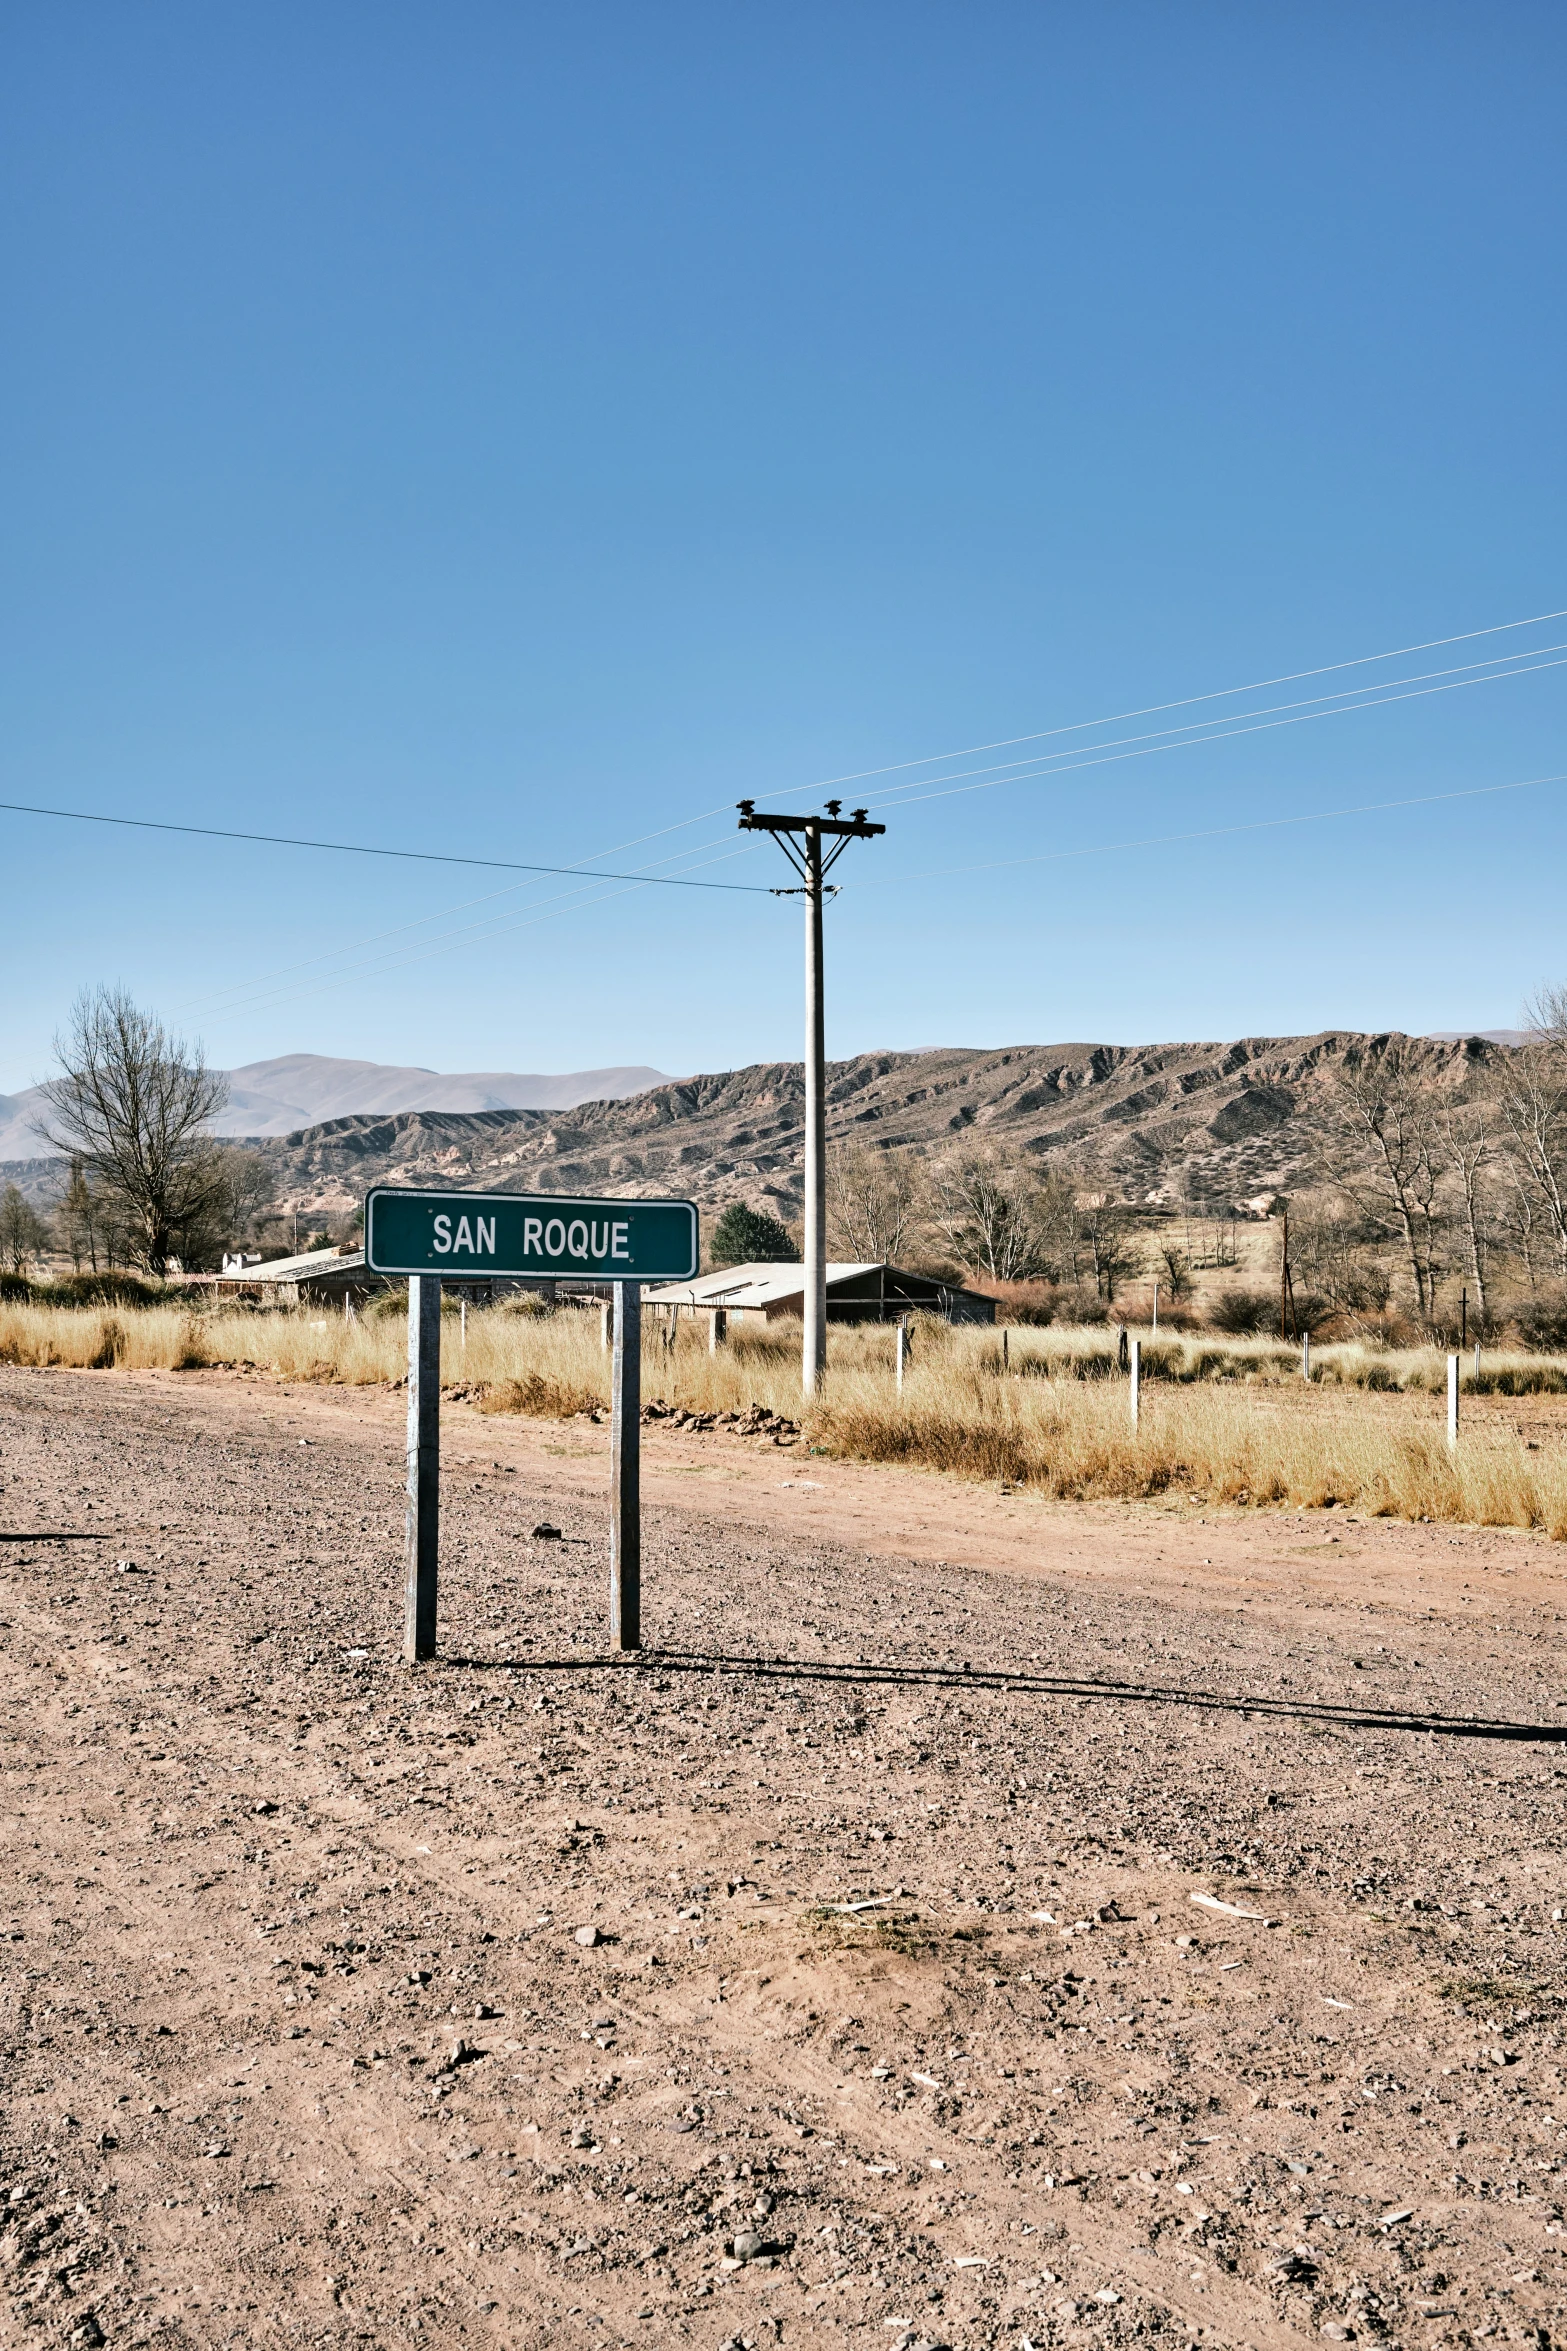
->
[1129,1336,1141,1429]
[895,1319,910,1394]
[1301,1331,1310,1381]
[1447,1352,1460,1450]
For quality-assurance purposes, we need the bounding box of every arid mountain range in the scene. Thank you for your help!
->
[234,1031,1500,1224]
[0,1031,1509,1222]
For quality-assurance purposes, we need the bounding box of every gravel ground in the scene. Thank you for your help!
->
[3,1364,1567,2351]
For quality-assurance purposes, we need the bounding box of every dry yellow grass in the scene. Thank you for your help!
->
[3,1298,1566,1535]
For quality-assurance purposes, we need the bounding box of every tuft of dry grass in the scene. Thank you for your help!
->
[4,1298,1567,1535]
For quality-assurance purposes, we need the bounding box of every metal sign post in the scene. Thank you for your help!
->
[405,1274,441,1661]
[610,1281,641,1648]
[366,1188,699,1662]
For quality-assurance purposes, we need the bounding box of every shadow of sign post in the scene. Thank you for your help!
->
[364,1186,698,1663]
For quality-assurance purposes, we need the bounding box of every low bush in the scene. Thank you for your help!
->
[1210,1289,1278,1335]
[1509,1289,1567,1354]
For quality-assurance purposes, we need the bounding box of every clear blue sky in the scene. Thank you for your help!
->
[4,2,1565,1094]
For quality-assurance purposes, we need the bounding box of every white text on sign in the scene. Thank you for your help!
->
[428,1211,631,1261]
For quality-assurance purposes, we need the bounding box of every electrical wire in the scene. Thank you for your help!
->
[891,770,1567,884]
[846,640,1567,805]
[866,653,1567,813]
[0,799,773,892]
[10,598,1565,1029]
[178,828,765,1019]
[771,603,1567,801]
[191,836,762,1023]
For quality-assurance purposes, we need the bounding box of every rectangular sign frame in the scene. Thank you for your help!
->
[364,1184,698,1283]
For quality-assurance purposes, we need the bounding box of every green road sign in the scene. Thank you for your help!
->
[364,1186,698,1282]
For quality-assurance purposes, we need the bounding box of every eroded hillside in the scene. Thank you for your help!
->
[244,1032,1499,1221]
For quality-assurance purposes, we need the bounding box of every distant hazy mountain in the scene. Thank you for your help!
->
[0,1053,670,1158]
[1425,1029,1527,1047]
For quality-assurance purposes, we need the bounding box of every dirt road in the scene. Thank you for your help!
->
[3,1364,1566,2351]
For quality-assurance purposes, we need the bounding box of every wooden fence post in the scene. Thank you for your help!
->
[610,1282,641,1650]
[709,1306,727,1353]
[404,1275,441,1662]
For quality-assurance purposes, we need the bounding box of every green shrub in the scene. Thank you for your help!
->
[711,1202,796,1266]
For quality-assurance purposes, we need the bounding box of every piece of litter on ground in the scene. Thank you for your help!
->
[1218,1961,1244,1971]
[1030,1910,1057,1923]
[928,2158,947,2171]
[828,1897,895,1914]
[1378,2207,1414,2230]
[910,2072,942,2089]
[951,2254,990,2268]
[864,2162,898,2174]
[1322,1996,1353,2009]
[1190,1892,1275,1923]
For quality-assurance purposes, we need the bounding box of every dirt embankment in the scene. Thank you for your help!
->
[3,1364,1566,2351]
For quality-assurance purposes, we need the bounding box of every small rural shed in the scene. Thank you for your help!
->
[644,1260,995,1326]
[207,1246,394,1307]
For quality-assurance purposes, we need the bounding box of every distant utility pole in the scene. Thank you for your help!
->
[737,797,886,1393]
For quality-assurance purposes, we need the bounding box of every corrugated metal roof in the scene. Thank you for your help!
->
[216,1248,365,1281]
[644,1260,881,1308]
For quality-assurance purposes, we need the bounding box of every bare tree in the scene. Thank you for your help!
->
[35,989,231,1276]
[171,1144,275,1271]
[1439,1101,1500,1323]
[932,1147,1052,1282]
[1320,1040,1444,1315]
[1495,991,1567,1281]
[0,1185,49,1277]
[1287,1189,1390,1319]
[55,1157,100,1272]
[827,1143,928,1262]
[1074,1186,1143,1302]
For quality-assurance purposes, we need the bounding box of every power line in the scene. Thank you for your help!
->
[0,799,774,893]
[866,653,1567,813]
[178,831,763,1018]
[851,640,1567,804]
[892,770,1567,883]
[184,838,761,1023]
[775,603,1567,800]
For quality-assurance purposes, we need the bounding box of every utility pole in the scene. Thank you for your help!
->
[737,797,885,1393]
